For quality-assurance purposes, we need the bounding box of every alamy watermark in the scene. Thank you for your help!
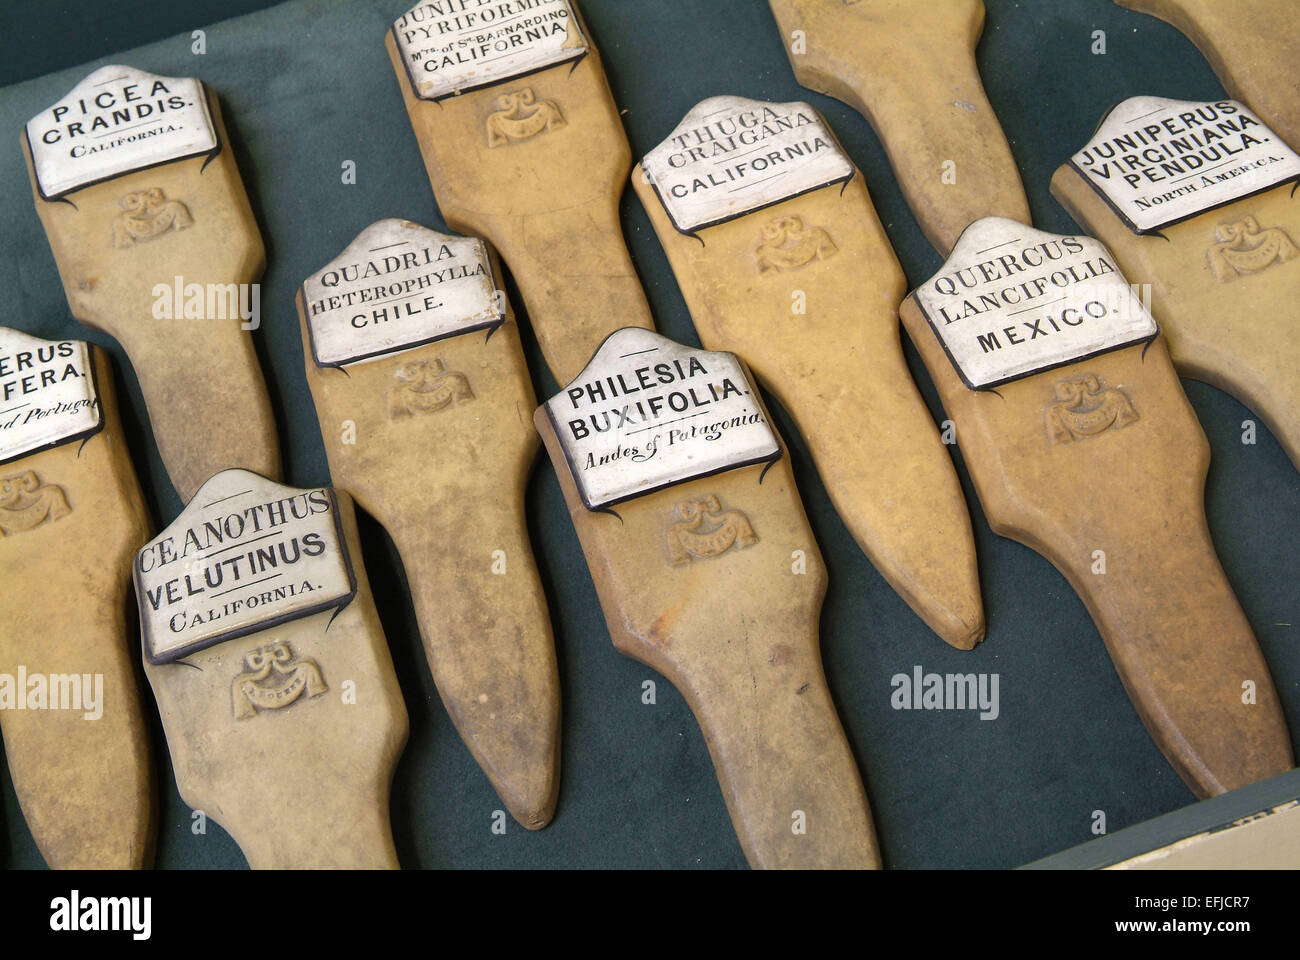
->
[0,667,103,720]
[891,665,999,720]
[50,890,150,940]
[152,276,260,330]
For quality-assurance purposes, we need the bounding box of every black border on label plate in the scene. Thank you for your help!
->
[644,111,856,238]
[302,237,506,369]
[137,480,359,666]
[27,81,224,203]
[391,0,589,104]
[0,340,106,468]
[648,167,855,239]
[1067,97,1300,236]
[543,332,784,513]
[910,223,1160,392]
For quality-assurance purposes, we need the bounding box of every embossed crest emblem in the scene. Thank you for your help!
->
[1206,216,1298,282]
[112,187,193,248]
[231,641,327,719]
[1045,375,1138,444]
[388,357,474,418]
[0,472,70,536]
[486,89,566,147]
[666,495,757,566]
[755,215,837,273]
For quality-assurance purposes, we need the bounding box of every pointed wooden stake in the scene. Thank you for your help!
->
[23,66,280,502]
[632,95,984,648]
[538,329,880,867]
[0,329,154,867]
[768,0,1030,255]
[296,220,560,828]
[900,218,1293,797]
[137,470,408,868]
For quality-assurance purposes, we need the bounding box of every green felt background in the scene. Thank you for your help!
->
[0,0,1296,869]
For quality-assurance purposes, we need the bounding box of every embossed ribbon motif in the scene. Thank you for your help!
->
[1045,375,1138,444]
[388,357,474,418]
[486,88,566,148]
[755,215,837,274]
[0,472,71,536]
[666,495,757,566]
[231,642,327,720]
[1207,215,1298,282]
[112,187,193,248]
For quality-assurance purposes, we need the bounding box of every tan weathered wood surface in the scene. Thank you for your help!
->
[763,0,1293,795]
[143,489,408,868]
[1115,0,1300,154]
[385,25,652,385]
[768,0,1030,256]
[1052,167,1300,471]
[297,283,561,829]
[898,293,1294,797]
[536,396,879,869]
[24,94,280,502]
[633,166,985,648]
[0,347,154,868]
